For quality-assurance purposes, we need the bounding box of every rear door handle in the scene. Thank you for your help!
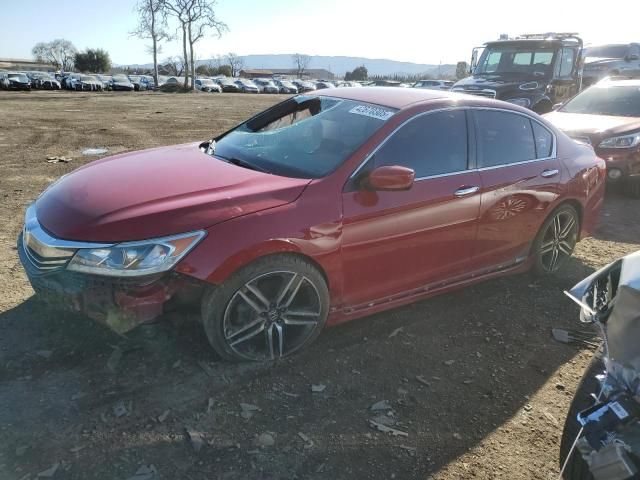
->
[540,168,560,178]
[454,186,480,197]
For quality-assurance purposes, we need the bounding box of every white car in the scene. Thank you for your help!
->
[195,78,222,92]
[413,79,454,90]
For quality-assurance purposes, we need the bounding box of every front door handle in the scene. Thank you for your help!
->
[454,186,480,197]
[541,168,559,178]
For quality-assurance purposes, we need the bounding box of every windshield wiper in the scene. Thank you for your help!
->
[221,156,270,174]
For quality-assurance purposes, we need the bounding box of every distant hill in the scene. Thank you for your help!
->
[119,54,457,78]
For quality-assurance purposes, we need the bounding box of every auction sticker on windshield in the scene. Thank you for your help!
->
[349,105,395,121]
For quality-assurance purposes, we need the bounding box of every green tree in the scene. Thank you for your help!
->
[74,49,111,73]
[215,64,232,77]
[350,65,368,81]
[196,64,211,76]
[456,61,469,80]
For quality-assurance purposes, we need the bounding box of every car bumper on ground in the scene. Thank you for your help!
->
[17,229,204,334]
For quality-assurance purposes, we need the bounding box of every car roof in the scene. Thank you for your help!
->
[309,86,455,109]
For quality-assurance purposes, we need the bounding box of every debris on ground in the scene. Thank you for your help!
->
[453,432,463,440]
[35,350,53,359]
[551,327,600,348]
[311,384,326,393]
[444,359,455,366]
[158,409,170,423]
[254,432,275,448]
[185,428,205,452]
[556,382,566,391]
[197,360,217,378]
[37,463,60,478]
[207,397,214,414]
[46,156,71,163]
[524,404,533,412]
[113,401,128,418]
[126,464,158,480]
[298,432,314,449]
[106,347,123,373]
[240,403,261,419]
[370,400,392,411]
[397,445,417,455]
[388,327,404,338]
[369,419,408,437]
[82,147,109,156]
[415,375,431,387]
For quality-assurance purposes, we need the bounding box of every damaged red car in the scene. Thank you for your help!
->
[19,88,605,361]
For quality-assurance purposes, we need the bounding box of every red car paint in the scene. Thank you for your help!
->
[33,88,605,328]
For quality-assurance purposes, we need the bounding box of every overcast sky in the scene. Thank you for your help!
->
[2,0,638,66]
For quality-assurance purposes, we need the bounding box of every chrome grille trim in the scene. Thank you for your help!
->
[452,87,497,99]
[21,204,114,275]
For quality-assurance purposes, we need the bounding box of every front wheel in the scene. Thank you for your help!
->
[531,204,579,275]
[202,255,329,362]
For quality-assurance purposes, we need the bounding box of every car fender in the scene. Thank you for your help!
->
[175,192,344,304]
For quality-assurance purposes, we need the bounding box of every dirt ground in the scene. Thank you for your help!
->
[1,90,639,480]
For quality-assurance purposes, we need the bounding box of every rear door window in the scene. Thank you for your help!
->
[474,110,536,167]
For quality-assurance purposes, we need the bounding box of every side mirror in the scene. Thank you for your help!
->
[365,165,415,191]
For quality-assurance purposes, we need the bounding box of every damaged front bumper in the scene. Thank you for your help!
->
[18,231,203,334]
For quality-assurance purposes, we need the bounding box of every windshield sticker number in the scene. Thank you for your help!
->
[349,105,394,121]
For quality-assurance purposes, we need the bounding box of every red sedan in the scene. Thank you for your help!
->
[19,88,605,361]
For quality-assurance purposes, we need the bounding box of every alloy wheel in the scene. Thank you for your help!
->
[222,271,323,361]
[538,210,578,272]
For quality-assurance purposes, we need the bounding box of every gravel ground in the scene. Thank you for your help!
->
[0,90,639,480]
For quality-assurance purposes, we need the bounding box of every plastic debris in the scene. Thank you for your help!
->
[126,465,158,480]
[240,403,260,419]
[37,463,60,478]
[185,428,204,452]
[311,384,326,393]
[82,147,109,156]
[369,419,408,437]
[254,432,275,447]
[46,156,71,163]
[388,327,404,338]
[370,400,392,411]
[298,432,314,449]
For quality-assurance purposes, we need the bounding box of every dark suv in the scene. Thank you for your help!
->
[452,32,583,114]
[582,43,640,86]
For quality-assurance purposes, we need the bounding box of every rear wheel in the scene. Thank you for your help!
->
[202,255,329,362]
[531,204,579,275]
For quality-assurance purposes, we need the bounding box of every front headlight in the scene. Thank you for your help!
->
[67,231,205,277]
[505,98,531,108]
[599,133,640,149]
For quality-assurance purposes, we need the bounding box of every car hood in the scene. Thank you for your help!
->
[35,143,312,242]
[453,74,546,95]
[544,111,640,140]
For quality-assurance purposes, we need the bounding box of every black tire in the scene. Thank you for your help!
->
[531,204,580,275]
[624,177,640,198]
[201,254,329,362]
[559,353,604,479]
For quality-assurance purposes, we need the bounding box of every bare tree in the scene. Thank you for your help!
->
[163,0,228,90]
[226,53,244,77]
[292,53,311,78]
[132,0,169,88]
[32,39,77,71]
[162,56,184,76]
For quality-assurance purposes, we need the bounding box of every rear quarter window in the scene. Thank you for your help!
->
[474,110,536,167]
